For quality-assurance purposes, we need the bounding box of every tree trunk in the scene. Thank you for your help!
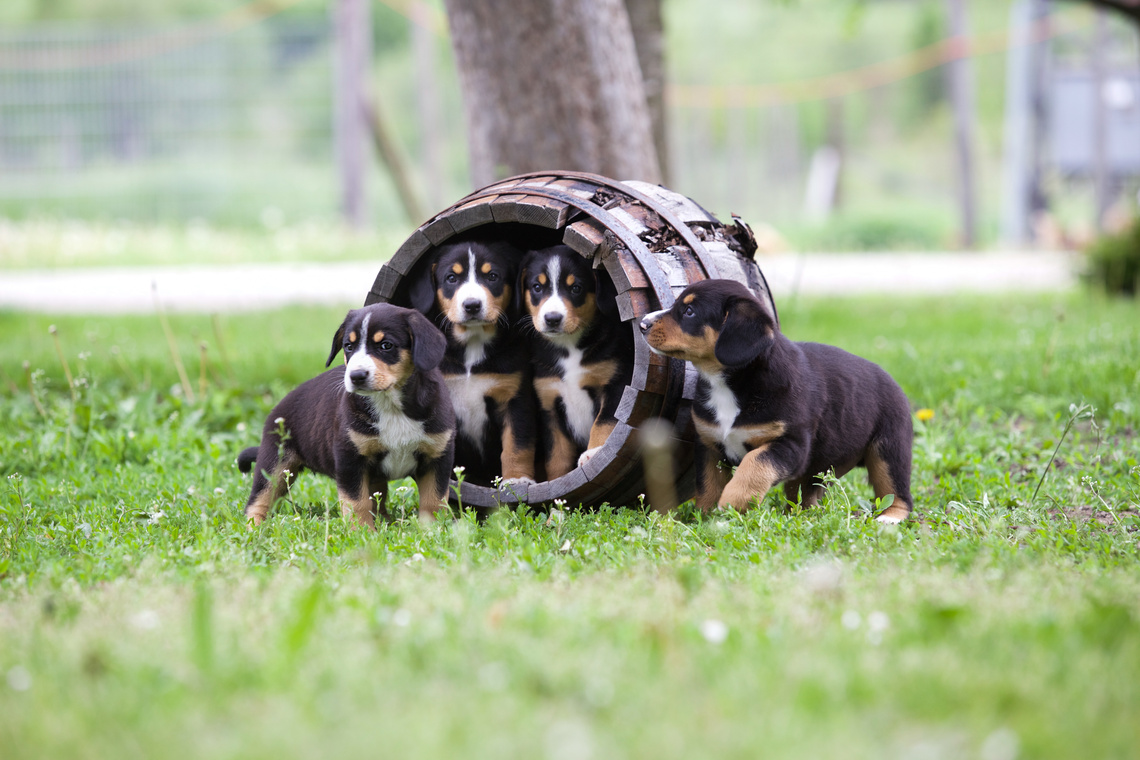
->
[624,0,668,184]
[333,0,372,229]
[443,0,662,188]
[945,0,978,248]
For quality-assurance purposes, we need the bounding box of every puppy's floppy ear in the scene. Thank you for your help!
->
[714,296,773,368]
[326,313,351,367]
[595,268,619,319]
[406,310,447,372]
[514,253,535,316]
[407,258,437,315]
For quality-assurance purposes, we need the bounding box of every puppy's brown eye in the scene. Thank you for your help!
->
[486,272,499,282]
[445,273,459,284]
[569,283,582,295]
[532,282,543,294]
[683,305,695,317]
[379,340,394,351]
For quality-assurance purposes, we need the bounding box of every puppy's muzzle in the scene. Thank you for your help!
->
[348,368,370,389]
[639,309,666,334]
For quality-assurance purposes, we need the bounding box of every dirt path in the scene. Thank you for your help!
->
[0,251,1078,314]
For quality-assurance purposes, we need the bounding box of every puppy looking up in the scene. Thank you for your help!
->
[238,304,454,527]
[408,239,537,487]
[520,244,633,479]
[640,279,913,522]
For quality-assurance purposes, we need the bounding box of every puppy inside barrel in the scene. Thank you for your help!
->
[405,229,540,489]
[518,243,633,481]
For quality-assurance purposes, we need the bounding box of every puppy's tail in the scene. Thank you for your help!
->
[237,447,259,474]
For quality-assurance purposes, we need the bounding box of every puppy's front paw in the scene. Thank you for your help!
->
[874,513,904,525]
[577,447,601,468]
[501,476,536,487]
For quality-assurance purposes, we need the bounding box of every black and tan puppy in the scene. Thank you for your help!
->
[639,279,913,522]
[408,239,537,487]
[237,304,455,527]
[520,244,633,479]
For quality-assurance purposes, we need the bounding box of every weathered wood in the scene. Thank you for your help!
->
[564,219,608,260]
[446,195,499,234]
[421,216,456,246]
[388,230,432,275]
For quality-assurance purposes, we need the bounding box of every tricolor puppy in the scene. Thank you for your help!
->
[408,239,537,487]
[238,304,455,527]
[639,279,913,523]
[520,244,632,479]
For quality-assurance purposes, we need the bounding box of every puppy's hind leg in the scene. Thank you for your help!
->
[866,435,913,524]
[244,447,301,525]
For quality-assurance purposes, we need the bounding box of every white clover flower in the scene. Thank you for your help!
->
[699,619,728,645]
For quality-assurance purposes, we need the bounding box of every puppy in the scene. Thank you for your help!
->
[408,239,537,487]
[639,279,913,523]
[237,304,455,527]
[520,244,633,479]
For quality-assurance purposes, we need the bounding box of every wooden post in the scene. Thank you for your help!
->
[334,0,371,229]
[945,0,978,248]
[412,1,443,211]
[1092,9,1110,232]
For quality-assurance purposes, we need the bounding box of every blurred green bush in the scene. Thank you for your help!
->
[1085,217,1140,297]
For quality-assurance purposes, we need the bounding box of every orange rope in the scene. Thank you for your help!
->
[667,15,1088,108]
[0,0,308,70]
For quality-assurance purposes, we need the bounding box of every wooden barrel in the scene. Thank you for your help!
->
[365,171,777,511]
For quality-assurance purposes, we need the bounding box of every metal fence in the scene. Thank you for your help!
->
[0,19,339,224]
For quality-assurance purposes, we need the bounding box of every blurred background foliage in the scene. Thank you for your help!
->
[0,0,1135,253]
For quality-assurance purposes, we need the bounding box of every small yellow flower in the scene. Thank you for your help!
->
[916,408,935,422]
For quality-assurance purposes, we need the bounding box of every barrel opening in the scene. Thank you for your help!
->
[366,172,777,511]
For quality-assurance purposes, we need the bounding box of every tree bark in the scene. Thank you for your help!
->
[624,0,668,184]
[443,0,662,188]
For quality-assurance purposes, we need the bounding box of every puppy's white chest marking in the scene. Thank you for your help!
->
[365,392,430,478]
[704,374,747,462]
[553,347,595,446]
[456,322,493,368]
[445,373,499,453]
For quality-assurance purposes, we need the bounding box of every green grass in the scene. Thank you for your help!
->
[2,292,1139,759]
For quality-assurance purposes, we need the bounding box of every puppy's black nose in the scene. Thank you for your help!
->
[544,312,563,329]
[463,298,482,316]
[639,318,650,334]
[348,368,370,387]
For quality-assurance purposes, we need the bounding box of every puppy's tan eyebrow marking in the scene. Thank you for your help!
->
[348,331,357,343]
[683,294,695,304]
[452,263,464,274]
[373,331,384,343]
[481,262,492,274]
[566,274,576,286]
[538,273,547,285]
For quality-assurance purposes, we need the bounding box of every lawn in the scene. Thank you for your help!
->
[1,292,1138,759]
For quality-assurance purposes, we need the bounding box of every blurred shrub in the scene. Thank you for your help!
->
[1084,217,1140,297]
[792,210,950,251]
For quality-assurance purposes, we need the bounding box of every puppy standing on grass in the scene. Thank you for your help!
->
[237,304,455,527]
[520,244,633,479]
[408,239,537,487]
[640,279,913,522]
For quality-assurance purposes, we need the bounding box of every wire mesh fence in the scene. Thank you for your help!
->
[0,19,339,224]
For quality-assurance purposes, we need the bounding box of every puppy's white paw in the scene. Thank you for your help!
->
[874,514,903,525]
[501,476,536,487]
[577,447,601,468]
